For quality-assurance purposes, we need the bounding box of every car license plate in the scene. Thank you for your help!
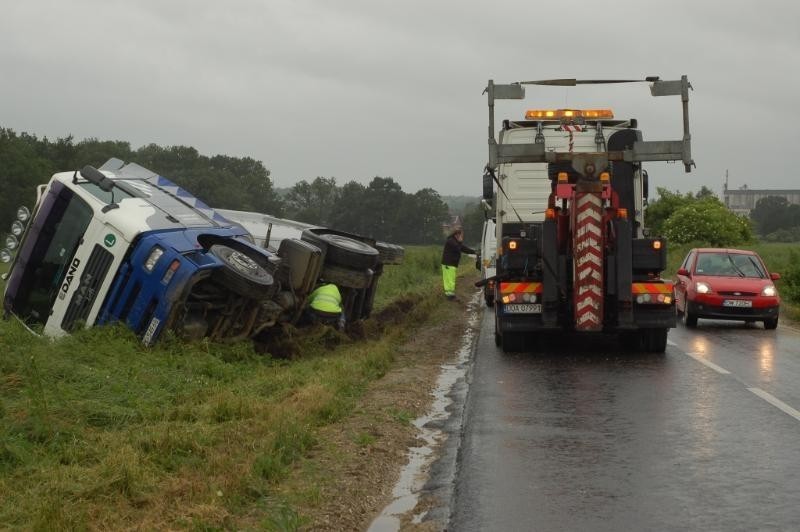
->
[504,303,542,314]
[723,299,752,308]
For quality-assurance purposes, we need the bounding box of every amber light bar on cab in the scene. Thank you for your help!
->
[524,109,614,120]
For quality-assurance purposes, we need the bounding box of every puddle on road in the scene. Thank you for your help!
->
[368,292,480,531]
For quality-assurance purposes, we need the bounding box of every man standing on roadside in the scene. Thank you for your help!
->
[441,228,476,300]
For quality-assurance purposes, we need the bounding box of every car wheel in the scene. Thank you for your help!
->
[764,317,779,330]
[683,303,698,328]
[209,244,276,299]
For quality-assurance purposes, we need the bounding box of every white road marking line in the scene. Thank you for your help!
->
[685,352,731,375]
[747,388,800,422]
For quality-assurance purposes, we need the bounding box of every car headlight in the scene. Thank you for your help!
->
[696,281,711,294]
[762,285,777,297]
[144,247,164,272]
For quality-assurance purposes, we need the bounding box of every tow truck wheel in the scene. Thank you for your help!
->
[209,244,276,299]
[501,332,525,352]
[644,328,668,353]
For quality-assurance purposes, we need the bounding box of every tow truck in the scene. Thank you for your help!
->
[482,76,694,352]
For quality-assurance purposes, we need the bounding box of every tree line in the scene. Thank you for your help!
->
[0,129,452,245]
[750,196,800,242]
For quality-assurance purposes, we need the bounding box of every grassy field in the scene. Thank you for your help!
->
[666,241,800,321]
[0,246,457,529]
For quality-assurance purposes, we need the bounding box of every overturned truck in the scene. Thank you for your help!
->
[1,159,403,344]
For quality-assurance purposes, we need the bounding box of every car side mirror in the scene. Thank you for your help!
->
[677,268,690,277]
[770,272,781,281]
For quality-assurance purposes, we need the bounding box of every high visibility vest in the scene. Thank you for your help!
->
[308,284,342,313]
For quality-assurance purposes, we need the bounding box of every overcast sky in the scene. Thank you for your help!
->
[2,0,798,198]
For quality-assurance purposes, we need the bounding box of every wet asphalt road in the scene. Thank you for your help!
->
[449,310,800,532]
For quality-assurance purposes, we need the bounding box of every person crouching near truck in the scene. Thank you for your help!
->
[303,283,346,330]
[441,228,476,300]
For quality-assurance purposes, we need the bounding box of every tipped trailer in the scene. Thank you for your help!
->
[482,76,694,352]
[1,159,402,345]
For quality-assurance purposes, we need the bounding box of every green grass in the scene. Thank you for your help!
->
[0,246,450,529]
[667,241,800,321]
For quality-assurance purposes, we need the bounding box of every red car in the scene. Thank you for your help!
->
[675,248,781,329]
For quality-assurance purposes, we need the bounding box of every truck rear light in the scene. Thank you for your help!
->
[545,208,556,220]
[557,172,569,183]
[616,208,628,219]
[508,240,518,250]
[652,240,662,250]
[600,172,610,182]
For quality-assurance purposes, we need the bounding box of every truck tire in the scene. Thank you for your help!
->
[501,332,525,352]
[320,264,373,290]
[209,244,276,299]
[644,328,668,353]
[484,287,495,308]
[301,229,379,270]
[376,241,404,265]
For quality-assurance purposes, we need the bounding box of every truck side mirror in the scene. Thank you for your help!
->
[642,169,649,200]
[482,171,493,200]
[80,165,115,192]
[770,272,781,281]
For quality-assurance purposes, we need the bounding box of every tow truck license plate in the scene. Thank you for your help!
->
[504,303,542,314]
[723,299,752,308]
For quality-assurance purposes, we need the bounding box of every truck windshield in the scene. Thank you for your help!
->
[10,184,93,325]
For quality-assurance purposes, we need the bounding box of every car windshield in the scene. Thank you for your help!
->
[694,252,766,278]
[9,183,93,325]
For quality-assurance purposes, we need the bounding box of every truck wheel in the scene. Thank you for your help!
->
[320,264,373,290]
[209,244,276,299]
[484,289,495,308]
[302,229,379,269]
[619,331,641,351]
[501,332,525,352]
[764,317,779,330]
[376,241,404,265]
[644,328,668,353]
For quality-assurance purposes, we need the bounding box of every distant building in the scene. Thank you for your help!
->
[723,182,800,216]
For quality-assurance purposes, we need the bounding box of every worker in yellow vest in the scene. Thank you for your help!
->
[304,283,345,330]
